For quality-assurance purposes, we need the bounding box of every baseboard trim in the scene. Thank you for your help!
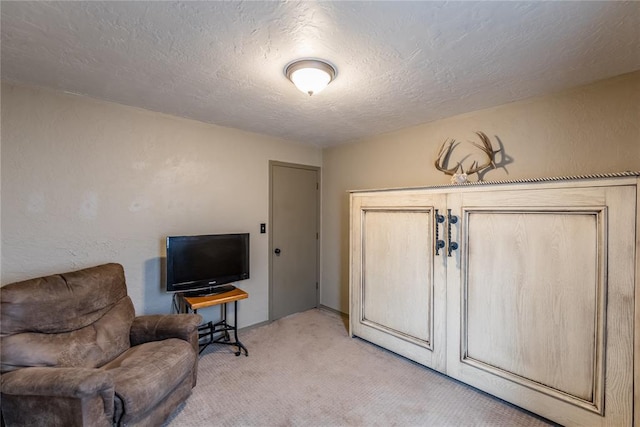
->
[238,319,270,333]
[318,304,348,321]
[239,306,348,333]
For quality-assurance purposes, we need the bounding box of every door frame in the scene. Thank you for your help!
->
[269,161,321,321]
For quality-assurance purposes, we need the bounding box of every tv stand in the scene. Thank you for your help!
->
[182,285,236,298]
[176,287,248,357]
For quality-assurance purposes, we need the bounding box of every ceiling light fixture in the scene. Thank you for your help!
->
[284,59,337,96]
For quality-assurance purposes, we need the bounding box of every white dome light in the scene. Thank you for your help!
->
[285,59,337,96]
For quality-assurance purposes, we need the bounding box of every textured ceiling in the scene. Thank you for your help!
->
[2,1,639,147]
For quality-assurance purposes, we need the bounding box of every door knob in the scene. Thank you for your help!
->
[274,248,281,255]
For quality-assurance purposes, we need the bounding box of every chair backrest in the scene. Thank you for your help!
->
[1,263,135,373]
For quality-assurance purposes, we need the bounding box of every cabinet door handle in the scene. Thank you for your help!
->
[447,209,459,257]
[435,209,446,256]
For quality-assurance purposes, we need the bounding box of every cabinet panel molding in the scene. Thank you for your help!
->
[361,208,434,349]
[461,207,606,414]
[350,193,447,372]
[350,173,639,426]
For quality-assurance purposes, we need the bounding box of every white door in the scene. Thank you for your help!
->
[350,190,448,372]
[446,185,635,426]
[270,162,319,321]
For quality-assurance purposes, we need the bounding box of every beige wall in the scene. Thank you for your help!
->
[1,82,322,327]
[321,71,640,313]
[3,72,639,323]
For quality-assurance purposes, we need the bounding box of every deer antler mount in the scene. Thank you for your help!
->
[434,131,500,183]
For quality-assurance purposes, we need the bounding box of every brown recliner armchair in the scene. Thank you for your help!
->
[0,263,202,427]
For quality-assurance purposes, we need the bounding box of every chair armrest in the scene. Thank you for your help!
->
[130,314,202,346]
[1,366,114,415]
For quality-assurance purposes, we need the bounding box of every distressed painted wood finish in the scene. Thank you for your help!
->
[636,185,640,427]
[362,210,433,346]
[445,185,635,426]
[350,193,447,372]
[350,175,638,427]
[464,210,602,404]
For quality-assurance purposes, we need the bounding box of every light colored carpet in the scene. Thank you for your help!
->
[166,308,553,426]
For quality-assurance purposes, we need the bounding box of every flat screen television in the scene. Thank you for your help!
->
[166,233,249,295]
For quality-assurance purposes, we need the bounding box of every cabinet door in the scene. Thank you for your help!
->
[446,185,635,426]
[351,191,447,372]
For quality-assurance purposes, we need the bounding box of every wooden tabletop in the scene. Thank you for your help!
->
[181,288,248,310]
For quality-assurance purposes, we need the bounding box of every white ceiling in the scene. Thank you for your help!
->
[2,1,639,147]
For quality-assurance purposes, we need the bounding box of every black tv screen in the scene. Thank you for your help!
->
[166,233,249,294]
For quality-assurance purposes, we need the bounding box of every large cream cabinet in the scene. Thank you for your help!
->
[349,173,639,426]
